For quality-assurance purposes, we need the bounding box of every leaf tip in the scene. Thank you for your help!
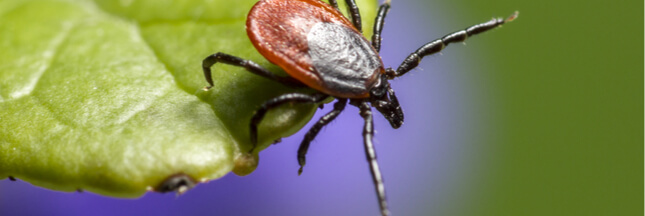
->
[232,152,259,176]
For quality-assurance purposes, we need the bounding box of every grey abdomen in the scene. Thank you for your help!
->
[307,22,383,96]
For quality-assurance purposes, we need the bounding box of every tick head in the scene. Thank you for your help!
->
[370,74,404,129]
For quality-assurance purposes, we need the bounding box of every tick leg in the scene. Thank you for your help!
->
[297,98,347,175]
[202,52,304,89]
[371,0,391,52]
[327,0,361,31]
[390,11,519,78]
[249,93,329,153]
[356,100,390,216]
[344,0,362,32]
[327,0,340,12]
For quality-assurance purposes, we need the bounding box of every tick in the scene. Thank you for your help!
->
[202,0,517,215]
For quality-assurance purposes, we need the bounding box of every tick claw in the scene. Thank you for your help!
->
[155,173,196,195]
[505,11,519,23]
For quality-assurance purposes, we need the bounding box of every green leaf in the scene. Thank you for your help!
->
[0,0,376,197]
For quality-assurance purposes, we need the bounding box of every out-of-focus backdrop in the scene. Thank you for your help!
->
[0,0,641,215]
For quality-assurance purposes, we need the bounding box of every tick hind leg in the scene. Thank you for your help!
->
[249,93,329,153]
[297,98,347,175]
[202,52,304,89]
[388,11,519,78]
[327,0,340,11]
[328,0,362,32]
[371,0,391,52]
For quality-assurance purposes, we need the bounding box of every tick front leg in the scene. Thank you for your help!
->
[249,93,329,153]
[297,98,347,175]
[202,52,304,89]
[356,101,390,216]
[392,11,519,78]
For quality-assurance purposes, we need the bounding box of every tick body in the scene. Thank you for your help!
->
[247,0,383,98]
[202,0,518,215]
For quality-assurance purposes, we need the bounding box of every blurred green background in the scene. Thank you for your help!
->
[440,0,642,215]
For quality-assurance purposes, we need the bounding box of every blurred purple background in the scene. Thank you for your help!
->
[0,0,495,215]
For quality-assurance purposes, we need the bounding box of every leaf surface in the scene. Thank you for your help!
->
[0,0,376,197]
